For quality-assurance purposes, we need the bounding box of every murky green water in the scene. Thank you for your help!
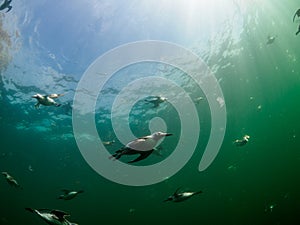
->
[1,1,300,224]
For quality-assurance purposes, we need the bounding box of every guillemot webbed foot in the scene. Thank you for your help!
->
[293,9,300,22]
[0,0,12,12]
[296,24,300,35]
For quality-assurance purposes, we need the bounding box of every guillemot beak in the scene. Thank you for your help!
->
[164,133,173,136]
[32,95,37,98]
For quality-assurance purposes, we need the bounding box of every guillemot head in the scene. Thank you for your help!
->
[152,132,173,141]
[2,172,8,176]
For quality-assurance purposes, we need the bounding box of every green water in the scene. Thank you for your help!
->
[1,1,300,225]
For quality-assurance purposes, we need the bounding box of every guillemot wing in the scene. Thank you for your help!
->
[174,187,183,196]
[125,132,169,153]
[61,189,71,194]
[126,136,153,150]
[48,93,64,99]
[51,210,70,221]
[128,150,154,163]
